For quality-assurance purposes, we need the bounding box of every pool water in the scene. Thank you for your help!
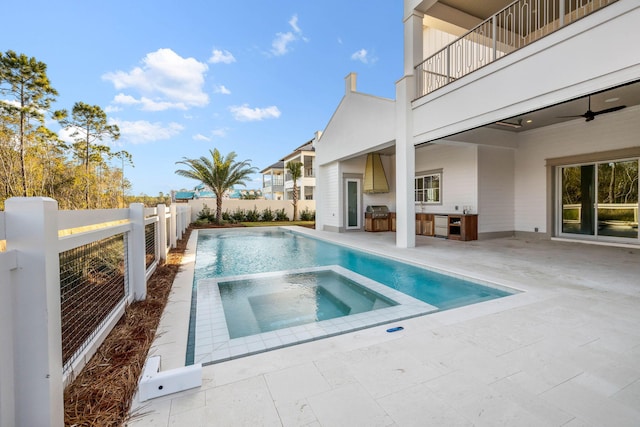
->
[218,270,396,338]
[194,229,512,309]
[188,228,515,364]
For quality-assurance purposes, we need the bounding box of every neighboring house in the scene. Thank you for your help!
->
[261,161,285,200]
[261,132,320,201]
[316,0,639,248]
[172,190,195,203]
[171,184,234,203]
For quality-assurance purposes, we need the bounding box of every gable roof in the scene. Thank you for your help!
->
[260,160,285,173]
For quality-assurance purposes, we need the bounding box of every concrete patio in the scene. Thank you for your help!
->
[128,228,640,426]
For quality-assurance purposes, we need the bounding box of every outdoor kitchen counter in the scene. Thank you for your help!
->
[416,213,478,241]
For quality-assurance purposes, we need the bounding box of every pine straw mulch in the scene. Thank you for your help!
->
[64,228,192,427]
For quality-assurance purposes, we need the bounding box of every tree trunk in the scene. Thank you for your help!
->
[292,184,298,221]
[85,133,90,208]
[216,195,223,224]
[19,111,27,196]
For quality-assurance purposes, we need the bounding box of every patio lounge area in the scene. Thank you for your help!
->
[129,229,640,426]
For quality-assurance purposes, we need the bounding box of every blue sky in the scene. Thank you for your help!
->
[1,1,402,196]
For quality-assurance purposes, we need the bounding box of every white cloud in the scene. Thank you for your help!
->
[192,133,211,141]
[271,32,296,56]
[102,48,209,111]
[110,119,184,144]
[289,15,302,34]
[351,49,375,64]
[112,93,185,111]
[58,126,83,144]
[229,104,281,121]
[209,49,236,64]
[214,85,231,95]
[211,128,228,137]
[270,14,305,56]
[104,105,122,113]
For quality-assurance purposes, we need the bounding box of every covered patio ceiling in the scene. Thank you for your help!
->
[485,80,640,133]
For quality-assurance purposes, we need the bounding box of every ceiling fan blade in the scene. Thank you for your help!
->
[557,114,586,119]
[592,105,627,116]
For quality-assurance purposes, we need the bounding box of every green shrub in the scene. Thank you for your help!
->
[261,207,274,222]
[274,208,289,221]
[222,210,232,221]
[231,207,245,222]
[245,206,260,222]
[197,204,215,222]
[300,207,315,221]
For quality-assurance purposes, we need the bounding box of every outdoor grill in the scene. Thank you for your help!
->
[364,205,391,232]
[365,205,390,218]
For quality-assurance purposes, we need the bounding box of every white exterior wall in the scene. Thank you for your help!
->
[415,144,477,214]
[317,162,340,231]
[478,146,515,234]
[515,105,640,233]
[316,92,395,166]
[423,27,457,57]
[412,2,640,143]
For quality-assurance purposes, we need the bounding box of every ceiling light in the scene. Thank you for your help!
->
[605,97,620,103]
[495,120,522,129]
[525,119,533,123]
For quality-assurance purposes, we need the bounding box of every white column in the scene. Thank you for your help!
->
[396,76,416,248]
[395,8,422,248]
[129,203,146,301]
[5,197,64,427]
[404,9,424,76]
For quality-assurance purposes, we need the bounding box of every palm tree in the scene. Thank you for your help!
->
[287,161,303,221]
[175,149,257,223]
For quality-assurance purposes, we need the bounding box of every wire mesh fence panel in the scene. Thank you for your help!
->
[145,222,156,269]
[59,233,128,373]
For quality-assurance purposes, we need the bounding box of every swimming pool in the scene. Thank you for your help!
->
[188,228,514,364]
[218,267,398,338]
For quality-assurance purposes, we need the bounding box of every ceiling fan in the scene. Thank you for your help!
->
[559,95,626,122]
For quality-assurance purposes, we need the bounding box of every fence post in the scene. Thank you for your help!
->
[170,204,177,248]
[129,203,147,301]
[5,197,64,427]
[177,206,184,241]
[0,241,17,427]
[157,204,167,261]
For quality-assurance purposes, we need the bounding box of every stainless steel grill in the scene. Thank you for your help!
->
[365,205,390,219]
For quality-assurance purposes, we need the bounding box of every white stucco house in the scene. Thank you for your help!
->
[283,134,319,201]
[261,132,320,201]
[316,0,639,248]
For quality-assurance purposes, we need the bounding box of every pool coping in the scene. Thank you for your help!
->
[194,265,438,365]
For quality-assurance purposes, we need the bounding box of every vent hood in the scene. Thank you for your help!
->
[363,153,389,194]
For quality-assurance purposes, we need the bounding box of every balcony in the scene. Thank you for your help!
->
[415,0,618,100]
[263,177,284,188]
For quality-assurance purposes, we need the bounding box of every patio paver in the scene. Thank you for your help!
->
[128,228,640,426]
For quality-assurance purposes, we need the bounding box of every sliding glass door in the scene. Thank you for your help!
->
[560,159,638,241]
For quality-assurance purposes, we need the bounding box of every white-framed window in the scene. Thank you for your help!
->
[415,170,441,204]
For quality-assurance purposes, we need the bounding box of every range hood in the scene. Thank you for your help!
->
[363,153,389,194]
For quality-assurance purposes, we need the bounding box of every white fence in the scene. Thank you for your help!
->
[0,197,191,427]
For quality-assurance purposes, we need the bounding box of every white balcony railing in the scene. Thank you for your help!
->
[415,0,618,99]
[263,177,284,187]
